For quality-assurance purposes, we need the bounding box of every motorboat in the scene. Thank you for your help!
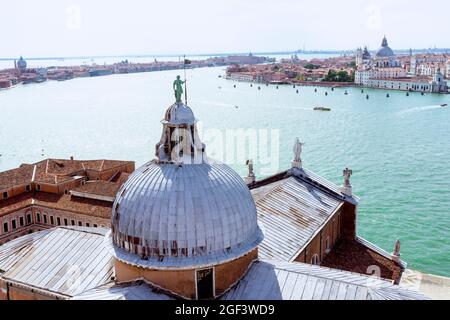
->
[314,107,331,112]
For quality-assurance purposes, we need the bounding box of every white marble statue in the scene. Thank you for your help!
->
[244,159,256,184]
[293,138,305,165]
[393,239,401,257]
[343,167,353,187]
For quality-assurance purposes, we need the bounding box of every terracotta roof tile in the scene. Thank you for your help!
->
[0,166,34,190]
[321,239,403,283]
[32,192,112,219]
[71,181,121,198]
[0,191,112,219]
[0,192,34,217]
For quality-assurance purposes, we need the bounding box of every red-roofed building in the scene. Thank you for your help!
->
[0,158,134,245]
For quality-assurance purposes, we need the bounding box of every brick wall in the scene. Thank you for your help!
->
[294,207,345,265]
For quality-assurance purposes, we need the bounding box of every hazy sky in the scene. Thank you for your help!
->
[1,0,449,58]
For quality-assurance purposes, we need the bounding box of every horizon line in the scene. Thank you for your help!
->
[1,48,449,61]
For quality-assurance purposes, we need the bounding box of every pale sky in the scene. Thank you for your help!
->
[1,0,449,58]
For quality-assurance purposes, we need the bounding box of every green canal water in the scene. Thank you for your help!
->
[0,67,449,277]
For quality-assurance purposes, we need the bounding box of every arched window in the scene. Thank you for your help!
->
[325,237,331,254]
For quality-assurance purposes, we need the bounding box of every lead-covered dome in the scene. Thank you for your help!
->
[17,56,27,70]
[164,102,196,125]
[109,92,263,270]
[376,36,394,58]
[110,160,263,269]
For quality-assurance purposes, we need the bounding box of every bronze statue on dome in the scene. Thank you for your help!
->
[173,75,186,103]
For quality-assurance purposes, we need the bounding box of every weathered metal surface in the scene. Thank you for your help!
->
[111,160,263,269]
[295,167,360,204]
[0,227,114,297]
[253,176,344,261]
[72,281,173,300]
[71,260,428,300]
[221,260,429,300]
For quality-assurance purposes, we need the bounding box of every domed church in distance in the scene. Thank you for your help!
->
[0,79,428,300]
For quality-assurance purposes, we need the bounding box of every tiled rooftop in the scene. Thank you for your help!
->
[0,191,112,219]
[321,238,403,283]
[0,165,34,190]
[33,192,112,218]
[71,180,122,198]
[0,158,133,189]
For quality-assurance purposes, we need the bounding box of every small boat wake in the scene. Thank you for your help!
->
[274,105,315,111]
[396,105,446,116]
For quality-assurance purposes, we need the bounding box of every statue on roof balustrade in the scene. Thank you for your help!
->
[343,167,353,188]
[292,138,304,169]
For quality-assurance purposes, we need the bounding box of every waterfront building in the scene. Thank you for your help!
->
[0,80,428,300]
[355,67,408,86]
[365,68,447,93]
[446,59,450,78]
[227,72,256,82]
[355,46,371,67]
[355,37,448,93]
[0,158,134,245]
[355,48,363,67]
[417,62,446,77]
[355,36,404,86]
[411,53,449,76]
[0,78,12,89]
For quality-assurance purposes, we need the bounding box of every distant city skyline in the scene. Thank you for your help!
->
[1,0,449,58]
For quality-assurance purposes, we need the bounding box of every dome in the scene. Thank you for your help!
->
[362,47,371,60]
[376,36,394,58]
[163,102,196,125]
[110,160,263,269]
[17,56,27,69]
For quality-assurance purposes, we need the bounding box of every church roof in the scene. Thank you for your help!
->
[0,227,113,298]
[72,260,429,300]
[0,225,428,300]
[252,173,344,261]
[221,260,428,300]
[72,281,173,300]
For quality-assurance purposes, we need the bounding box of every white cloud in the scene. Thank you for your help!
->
[366,4,383,31]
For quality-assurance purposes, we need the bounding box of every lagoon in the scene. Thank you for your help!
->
[0,66,449,276]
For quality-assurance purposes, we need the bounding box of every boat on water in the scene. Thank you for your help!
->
[314,107,331,112]
[89,69,113,77]
[441,104,448,107]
